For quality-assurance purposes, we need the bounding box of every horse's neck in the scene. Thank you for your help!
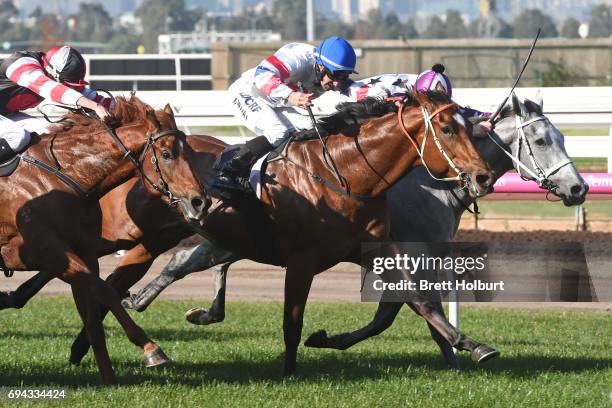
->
[322,112,421,197]
[45,124,147,196]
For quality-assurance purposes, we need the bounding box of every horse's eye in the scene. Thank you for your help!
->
[441,126,452,134]
[535,138,546,146]
[161,150,172,160]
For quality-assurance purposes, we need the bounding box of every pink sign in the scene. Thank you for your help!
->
[493,173,612,194]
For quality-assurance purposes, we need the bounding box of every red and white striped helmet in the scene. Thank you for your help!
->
[43,45,88,90]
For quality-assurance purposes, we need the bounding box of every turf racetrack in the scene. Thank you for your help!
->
[0,298,610,407]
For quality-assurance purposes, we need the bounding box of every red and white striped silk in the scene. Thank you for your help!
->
[6,56,82,106]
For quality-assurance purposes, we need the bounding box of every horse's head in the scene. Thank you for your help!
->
[410,91,494,197]
[493,92,587,206]
[114,97,209,222]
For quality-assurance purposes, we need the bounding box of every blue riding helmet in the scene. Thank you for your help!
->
[314,36,358,74]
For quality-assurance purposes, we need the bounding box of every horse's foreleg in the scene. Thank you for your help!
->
[123,240,236,312]
[409,300,499,364]
[71,283,116,385]
[283,259,315,376]
[305,301,403,350]
[185,262,230,325]
[70,244,155,365]
[62,251,170,370]
[0,272,52,310]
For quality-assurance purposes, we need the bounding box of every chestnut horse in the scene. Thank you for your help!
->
[2,92,494,375]
[0,96,207,384]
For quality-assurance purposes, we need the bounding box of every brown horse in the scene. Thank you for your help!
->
[3,92,494,375]
[0,95,207,384]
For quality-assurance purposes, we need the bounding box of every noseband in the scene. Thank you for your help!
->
[397,101,469,184]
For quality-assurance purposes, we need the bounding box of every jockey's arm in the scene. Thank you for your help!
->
[76,96,110,120]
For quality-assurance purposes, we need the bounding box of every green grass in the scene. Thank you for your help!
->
[0,297,610,407]
[478,200,612,220]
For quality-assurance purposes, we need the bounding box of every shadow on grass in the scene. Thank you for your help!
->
[0,351,609,388]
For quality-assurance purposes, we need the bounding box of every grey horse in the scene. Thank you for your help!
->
[122,92,588,367]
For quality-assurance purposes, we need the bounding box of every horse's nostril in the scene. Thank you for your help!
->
[191,197,204,210]
[570,184,584,196]
[476,173,491,187]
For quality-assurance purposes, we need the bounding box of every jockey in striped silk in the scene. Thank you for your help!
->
[0,45,112,162]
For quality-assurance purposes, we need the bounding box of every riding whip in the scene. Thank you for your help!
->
[489,27,541,124]
[297,82,346,188]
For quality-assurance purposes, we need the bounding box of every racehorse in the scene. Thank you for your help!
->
[0,95,208,384]
[124,92,587,368]
[1,91,495,374]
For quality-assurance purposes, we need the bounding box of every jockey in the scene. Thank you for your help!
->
[327,64,492,125]
[0,45,112,163]
[214,36,358,194]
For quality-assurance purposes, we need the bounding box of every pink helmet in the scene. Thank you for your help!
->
[415,64,452,97]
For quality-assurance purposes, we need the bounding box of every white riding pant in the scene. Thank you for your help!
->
[228,80,313,146]
[0,112,49,152]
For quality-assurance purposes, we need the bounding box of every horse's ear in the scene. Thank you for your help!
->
[511,92,523,116]
[535,89,543,111]
[163,103,177,128]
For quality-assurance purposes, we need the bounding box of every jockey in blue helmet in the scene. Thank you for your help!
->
[214,36,358,196]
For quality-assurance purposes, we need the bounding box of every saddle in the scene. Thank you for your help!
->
[0,138,21,177]
[0,155,20,177]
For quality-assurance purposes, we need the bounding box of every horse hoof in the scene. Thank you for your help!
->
[121,296,135,310]
[143,347,171,368]
[471,344,500,364]
[185,308,210,325]
[304,330,328,348]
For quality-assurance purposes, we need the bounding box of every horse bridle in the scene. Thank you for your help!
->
[101,122,184,205]
[397,101,471,185]
[488,114,573,192]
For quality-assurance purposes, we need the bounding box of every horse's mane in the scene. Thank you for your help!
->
[47,95,156,134]
[315,90,452,136]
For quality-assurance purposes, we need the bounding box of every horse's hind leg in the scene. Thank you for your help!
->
[70,243,156,365]
[0,272,52,310]
[185,262,230,325]
[406,302,459,368]
[282,258,315,376]
[123,240,236,312]
[305,301,403,350]
[409,300,499,364]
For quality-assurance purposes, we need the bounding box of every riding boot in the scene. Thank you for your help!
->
[0,138,17,164]
[213,135,274,195]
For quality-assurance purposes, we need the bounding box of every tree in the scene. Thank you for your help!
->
[512,9,557,38]
[273,0,306,40]
[560,17,581,38]
[470,12,513,38]
[107,32,142,53]
[135,0,200,53]
[0,0,17,36]
[70,3,113,43]
[422,15,446,39]
[444,9,468,38]
[317,18,354,40]
[588,4,611,38]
